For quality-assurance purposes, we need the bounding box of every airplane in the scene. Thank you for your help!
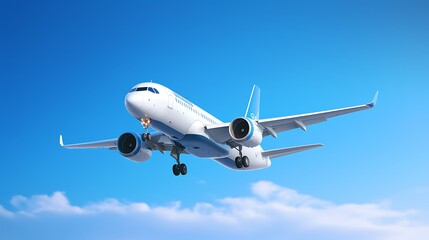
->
[60,82,378,176]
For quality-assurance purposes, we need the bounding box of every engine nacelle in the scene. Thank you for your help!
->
[117,132,152,162]
[228,117,263,148]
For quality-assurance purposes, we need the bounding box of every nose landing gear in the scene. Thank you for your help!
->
[139,116,188,176]
[140,116,152,141]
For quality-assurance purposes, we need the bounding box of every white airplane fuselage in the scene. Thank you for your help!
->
[125,82,271,170]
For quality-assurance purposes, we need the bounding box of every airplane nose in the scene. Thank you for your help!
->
[125,93,142,117]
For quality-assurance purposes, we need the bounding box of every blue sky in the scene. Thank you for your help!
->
[1,0,428,239]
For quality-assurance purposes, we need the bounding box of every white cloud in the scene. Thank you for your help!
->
[85,198,150,214]
[1,181,428,240]
[0,205,13,218]
[251,180,330,206]
[10,192,84,215]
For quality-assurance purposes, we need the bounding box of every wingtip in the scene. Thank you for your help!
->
[367,91,379,108]
[59,135,64,146]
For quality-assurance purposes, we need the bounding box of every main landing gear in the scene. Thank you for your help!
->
[235,146,250,169]
[172,163,187,176]
[171,146,187,176]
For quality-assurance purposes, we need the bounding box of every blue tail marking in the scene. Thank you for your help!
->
[245,85,261,120]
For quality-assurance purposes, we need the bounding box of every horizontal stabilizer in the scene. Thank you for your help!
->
[262,144,323,159]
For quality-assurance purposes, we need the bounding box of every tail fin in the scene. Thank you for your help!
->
[245,85,261,120]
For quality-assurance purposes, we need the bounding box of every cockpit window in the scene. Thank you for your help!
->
[131,86,159,94]
[136,87,148,91]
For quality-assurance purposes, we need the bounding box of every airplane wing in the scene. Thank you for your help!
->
[205,92,378,143]
[258,91,378,137]
[60,135,117,149]
[60,132,177,153]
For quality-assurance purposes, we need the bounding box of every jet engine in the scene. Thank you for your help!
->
[117,132,152,162]
[228,117,262,148]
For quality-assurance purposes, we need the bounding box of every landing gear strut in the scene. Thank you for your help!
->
[139,116,188,176]
[171,146,187,176]
[234,146,250,169]
[140,116,151,141]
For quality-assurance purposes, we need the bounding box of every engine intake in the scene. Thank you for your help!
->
[117,132,152,162]
[229,117,262,147]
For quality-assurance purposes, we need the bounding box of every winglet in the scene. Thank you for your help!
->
[59,135,64,147]
[367,91,379,108]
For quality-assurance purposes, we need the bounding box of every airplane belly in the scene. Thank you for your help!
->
[178,134,230,158]
[150,119,185,139]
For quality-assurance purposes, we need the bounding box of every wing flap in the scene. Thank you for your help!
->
[262,144,323,159]
[261,117,328,136]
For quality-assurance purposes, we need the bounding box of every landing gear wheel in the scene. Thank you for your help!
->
[172,164,180,176]
[170,146,187,176]
[179,163,187,175]
[242,156,250,168]
[235,156,243,168]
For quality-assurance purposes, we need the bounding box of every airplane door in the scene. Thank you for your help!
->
[168,92,174,109]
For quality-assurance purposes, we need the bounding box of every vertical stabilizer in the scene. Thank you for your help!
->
[245,85,261,120]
